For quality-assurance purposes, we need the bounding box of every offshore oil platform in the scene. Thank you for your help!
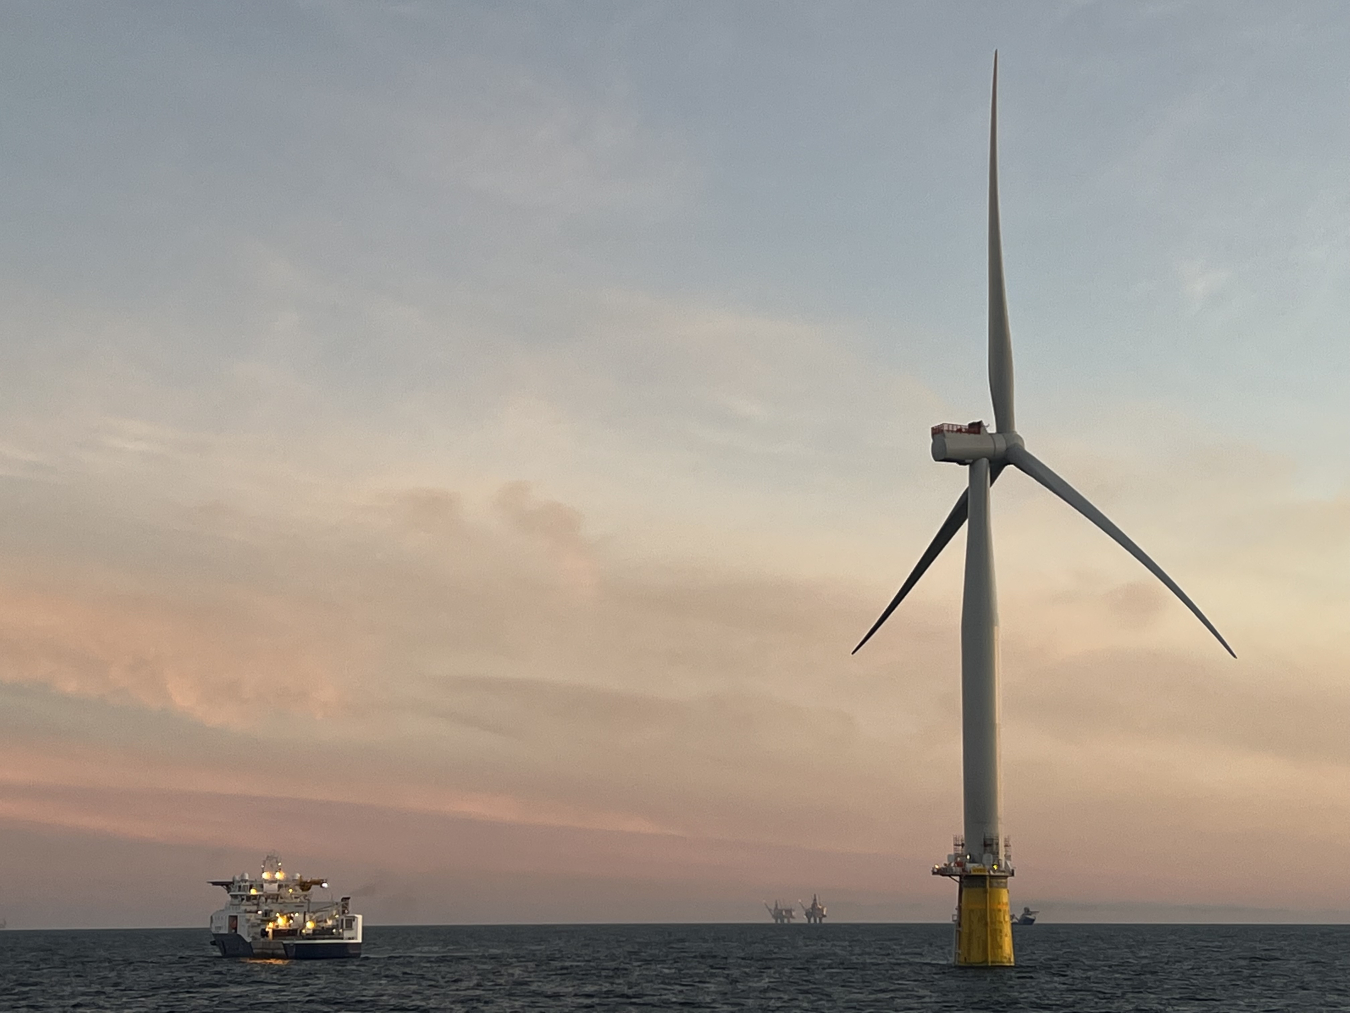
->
[764,895,828,924]
[764,900,796,924]
[801,895,827,925]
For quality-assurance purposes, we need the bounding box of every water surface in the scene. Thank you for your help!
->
[3,923,1347,1011]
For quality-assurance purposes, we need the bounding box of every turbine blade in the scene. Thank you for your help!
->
[1006,444,1235,657]
[988,51,1015,434]
[852,465,1005,654]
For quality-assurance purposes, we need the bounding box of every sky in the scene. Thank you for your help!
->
[0,1,1348,927]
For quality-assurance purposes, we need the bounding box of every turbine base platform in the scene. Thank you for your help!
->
[934,857,1014,967]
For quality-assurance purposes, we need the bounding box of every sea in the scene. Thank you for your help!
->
[2,923,1348,1012]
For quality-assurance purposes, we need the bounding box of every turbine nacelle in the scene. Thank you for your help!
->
[930,422,1023,465]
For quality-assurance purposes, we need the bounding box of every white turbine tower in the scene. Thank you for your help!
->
[852,54,1234,967]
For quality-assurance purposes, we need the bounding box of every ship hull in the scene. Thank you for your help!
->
[212,934,290,958]
[212,934,361,959]
[283,940,362,959]
[212,932,257,958]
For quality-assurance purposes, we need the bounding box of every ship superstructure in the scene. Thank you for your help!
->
[209,852,362,959]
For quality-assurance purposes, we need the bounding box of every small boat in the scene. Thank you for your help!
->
[209,852,362,959]
[1012,906,1038,926]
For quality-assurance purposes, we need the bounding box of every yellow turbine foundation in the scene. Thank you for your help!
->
[955,871,1013,966]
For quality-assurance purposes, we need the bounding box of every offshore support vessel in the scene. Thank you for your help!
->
[209,853,362,959]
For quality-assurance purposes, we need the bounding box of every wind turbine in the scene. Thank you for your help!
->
[852,54,1234,967]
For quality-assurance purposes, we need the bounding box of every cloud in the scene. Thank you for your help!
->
[296,4,698,227]
[0,269,1342,899]
[493,481,586,547]
[1,384,1348,924]
[1101,580,1167,629]
[0,582,346,727]
[1176,257,1230,308]
[385,487,465,538]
